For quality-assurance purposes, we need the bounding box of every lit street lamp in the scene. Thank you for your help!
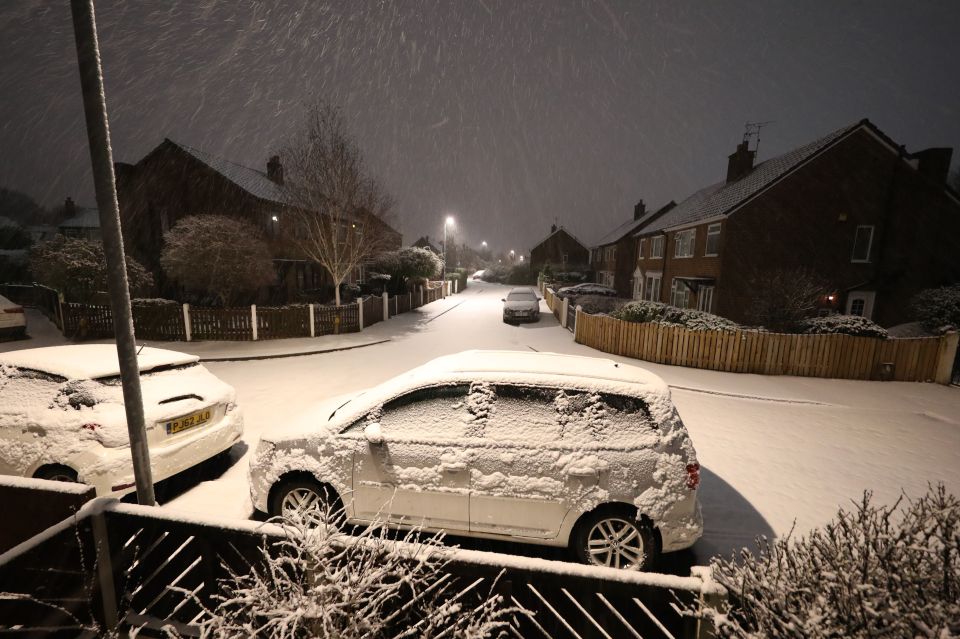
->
[443,215,454,290]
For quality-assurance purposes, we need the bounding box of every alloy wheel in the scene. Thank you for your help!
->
[585,517,646,569]
[280,487,326,527]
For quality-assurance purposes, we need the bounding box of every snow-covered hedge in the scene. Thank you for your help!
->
[611,301,740,332]
[131,298,178,306]
[799,314,888,338]
[574,294,626,315]
[910,284,960,334]
[695,484,960,638]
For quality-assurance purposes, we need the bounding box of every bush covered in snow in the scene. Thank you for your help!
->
[799,314,888,338]
[29,235,153,302]
[693,484,960,638]
[188,509,525,638]
[611,301,740,331]
[481,264,535,285]
[369,247,442,294]
[910,284,960,334]
[131,297,178,306]
[573,294,627,315]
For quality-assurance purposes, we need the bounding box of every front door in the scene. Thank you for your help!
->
[349,385,472,532]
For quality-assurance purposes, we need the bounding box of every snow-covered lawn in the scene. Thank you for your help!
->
[4,282,959,567]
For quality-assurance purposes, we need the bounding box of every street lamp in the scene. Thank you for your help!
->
[481,241,487,248]
[443,216,454,292]
[510,249,515,262]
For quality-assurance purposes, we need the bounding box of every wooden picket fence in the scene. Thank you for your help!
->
[574,311,959,384]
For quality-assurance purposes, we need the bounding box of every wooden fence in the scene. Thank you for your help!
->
[574,311,960,384]
[1,283,62,329]
[362,294,383,327]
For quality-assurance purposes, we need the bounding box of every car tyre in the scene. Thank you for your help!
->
[269,478,344,529]
[572,510,658,571]
[34,464,79,483]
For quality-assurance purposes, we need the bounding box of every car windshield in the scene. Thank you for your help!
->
[507,292,537,301]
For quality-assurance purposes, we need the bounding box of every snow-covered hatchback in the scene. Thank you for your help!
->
[0,345,244,495]
[249,350,702,570]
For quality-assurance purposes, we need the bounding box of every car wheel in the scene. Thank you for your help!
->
[572,510,657,570]
[34,464,79,483]
[270,479,344,528]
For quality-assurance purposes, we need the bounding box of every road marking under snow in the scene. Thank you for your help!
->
[669,385,832,406]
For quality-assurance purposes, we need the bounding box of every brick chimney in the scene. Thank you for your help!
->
[550,223,557,234]
[64,197,76,217]
[266,155,284,185]
[633,200,646,221]
[726,141,756,183]
[910,148,953,185]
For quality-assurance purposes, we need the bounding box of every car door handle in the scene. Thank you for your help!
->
[441,462,466,473]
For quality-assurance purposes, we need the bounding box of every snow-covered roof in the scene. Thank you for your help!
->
[636,121,861,235]
[529,226,588,253]
[58,208,100,229]
[168,139,290,207]
[0,345,199,380]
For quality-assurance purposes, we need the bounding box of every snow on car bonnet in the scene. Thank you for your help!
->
[0,345,199,380]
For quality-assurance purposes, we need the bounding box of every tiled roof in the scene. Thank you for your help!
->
[168,140,290,206]
[593,211,659,248]
[59,208,100,229]
[530,226,588,252]
[636,121,862,235]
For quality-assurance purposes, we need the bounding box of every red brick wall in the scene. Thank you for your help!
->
[530,229,590,271]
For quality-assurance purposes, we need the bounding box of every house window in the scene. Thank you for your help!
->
[846,291,875,319]
[850,299,865,316]
[705,223,721,256]
[638,238,646,260]
[851,225,874,263]
[644,273,662,302]
[671,278,692,308]
[697,286,715,312]
[632,269,643,300]
[651,236,664,259]
[674,229,696,258]
[562,253,569,266]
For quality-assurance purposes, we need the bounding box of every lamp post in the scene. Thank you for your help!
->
[443,215,454,290]
[510,249,516,262]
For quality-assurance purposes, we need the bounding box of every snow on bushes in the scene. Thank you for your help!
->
[692,484,960,638]
[188,511,527,638]
[911,284,960,333]
[611,301,740,332]
[29,235,153,302]
[799,314,888,338]
[573,294,625,315]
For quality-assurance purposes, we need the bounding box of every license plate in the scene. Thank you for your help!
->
[165,408,213,435]
[516,311,528,316]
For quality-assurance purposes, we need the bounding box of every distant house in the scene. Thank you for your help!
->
[630,119,960,326]
[411,236,441,253]
[529,225,589,273]
[115,139,402,303]
[590,200,675,295]
[57,198,101,241]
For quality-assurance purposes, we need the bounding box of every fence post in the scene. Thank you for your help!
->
[574,305,583,342]
[934,331,959,384]
[358,298,364,330]
[561,297,569,328]
[182,303,192,342]
[251,304,258,340]
[382,292,389,319]
[420,286,424,306]
[408,291,412,311]
[454,279,458,294]
[309,303,315,337]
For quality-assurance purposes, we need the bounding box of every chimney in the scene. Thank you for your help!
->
[64,197,76,217]
[633,200,646,221]
[726,141,756,183]
[266,155,284,185]
[550,223,557,234]
[910,148,953,185]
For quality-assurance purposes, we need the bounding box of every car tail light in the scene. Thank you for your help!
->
[81,423,100,431]
[686,463,701,490]
[3,306,24,314]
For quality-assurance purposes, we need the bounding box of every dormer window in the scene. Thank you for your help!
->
[851,225,874,263]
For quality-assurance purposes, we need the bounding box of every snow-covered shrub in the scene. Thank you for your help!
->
[29,235,153,302]
[131,297,178,306]
[554,271,589,283]
[367,272,391,282]
[189,509,526,638]
[369,247,442,294]
[910,284,960,334]
[574,294,627,315]
[799,314,888,338]
[611,301,740,331]
[692,484,960,638]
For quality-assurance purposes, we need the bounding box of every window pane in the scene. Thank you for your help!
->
[555,391,655,444]
[373,385,472,438]
[852,226,873,262]
[484,385,561,441]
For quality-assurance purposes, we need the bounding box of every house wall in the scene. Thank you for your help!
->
[636,221,723,310]
[530,229,590,271]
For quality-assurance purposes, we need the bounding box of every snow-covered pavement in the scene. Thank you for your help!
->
[5,281,959,566]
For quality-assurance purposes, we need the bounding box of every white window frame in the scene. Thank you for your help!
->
[638,238,645,260]
[674,229,696,258]
[697,286,715,312]
[644,273,662,302]
[632,268,643,300]
[845,291,876,319]
[704,223,721,257]
[851,225,874,263]
[650,236,664,259]
[670,278,692,308]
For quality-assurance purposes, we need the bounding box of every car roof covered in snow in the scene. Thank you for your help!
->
[0,345,199,380]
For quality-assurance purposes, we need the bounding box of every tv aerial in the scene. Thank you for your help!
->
[743,120,775,155]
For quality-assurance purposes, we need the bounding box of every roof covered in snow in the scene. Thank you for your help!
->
[0,345,199,380]
[167,139,290,207]
[59,207,100,229]
[529,226,588,253]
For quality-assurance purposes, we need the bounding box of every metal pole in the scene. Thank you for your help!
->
[442,223,447,290]
[71,0,155,505]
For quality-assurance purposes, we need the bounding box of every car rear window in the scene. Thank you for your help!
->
[506,292,537,301]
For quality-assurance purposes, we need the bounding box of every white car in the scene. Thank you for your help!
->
[0,294,27,339]
[0,345,244,495]
[502,287,541,323]
[249,350,702,570]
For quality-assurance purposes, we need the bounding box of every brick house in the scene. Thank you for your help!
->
[57,198,101,241]
[631,119,960,327]
[529,224,589,273]
[590,200,675,296]
[115,139,401,303]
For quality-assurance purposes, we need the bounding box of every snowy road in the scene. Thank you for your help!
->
[7,281,960,567]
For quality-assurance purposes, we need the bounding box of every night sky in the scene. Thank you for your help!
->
[2,0,959,254]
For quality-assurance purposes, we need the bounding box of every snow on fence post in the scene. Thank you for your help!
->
[309,304,315,337]
[561,297,569,328]
[357,297,364,330]
[454,279,458,294]
[934,331,959,384]
[382,292,389,319]
[574,305,583,342]
[182,303,192,342]
[251,305,258,340]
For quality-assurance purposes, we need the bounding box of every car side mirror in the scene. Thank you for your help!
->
[364,422,384,445]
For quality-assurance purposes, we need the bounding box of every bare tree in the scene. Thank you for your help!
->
[282,103,397,305]
[743,267,826,332]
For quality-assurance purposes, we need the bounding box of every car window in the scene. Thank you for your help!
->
[555,390,655,443]
[482,384,563,442]
[506,291,537,301]
[344,384,471,439]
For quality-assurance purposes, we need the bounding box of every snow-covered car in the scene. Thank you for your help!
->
[471,269,486,280]
[249,350,702,570]
[0,294,27,340]
[0,345,244,495]
[501,287,541,323]
[555,283,618,300]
